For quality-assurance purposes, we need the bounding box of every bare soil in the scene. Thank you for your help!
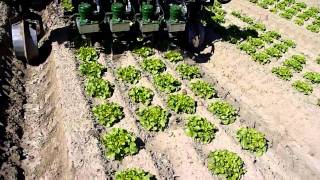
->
[0,1,25,179]
[193,0,320,178]
[22,42,107,179]
[1,0,320,179]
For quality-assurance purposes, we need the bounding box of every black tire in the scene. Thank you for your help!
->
[217,0,232,4]
[187,23,206,52]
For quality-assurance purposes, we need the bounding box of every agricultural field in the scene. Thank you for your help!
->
[1,0,320,179]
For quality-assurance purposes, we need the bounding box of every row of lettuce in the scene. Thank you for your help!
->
[76,46,268,179]
[248,0,320,33]
[208,0,320,99]
[217,8,320,97]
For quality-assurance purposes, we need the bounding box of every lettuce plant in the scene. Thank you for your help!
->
[250,22,266,31]
[190,80,216,99]
[62,0,74,11]
[129,86,154,105]
[273,43,289,53]
[133,47,154,58]
[136,105,169,131]
[307,24,320,33]
[141,57,166,74]
[208,101,237,125]
[167,93,196,114]
[85,77,114,99]
[282,39,296,48]
[283,56,306,72]
[185,116,218,144]
[79,61,104,78]
[294,18,304,26]
[303,72,320,84]
[272,66,293,81]
[291,54,306,64]
[164,50,183,63]
[239,42,256,55]
[117,66,141,84]
[207,150,246,180]
[101,128,138,160]
[252,52,270,64]
[77,46,98,61]
[236,127,268,156]
[115,168,155,180]
[248,38,265,48]
[92,102,124,127]
[292,80,313,95]
[176,63,202,80]
[265,47,282,59]
[154,73,181,93]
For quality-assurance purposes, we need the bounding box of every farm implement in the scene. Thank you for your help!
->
[74,0,230,49]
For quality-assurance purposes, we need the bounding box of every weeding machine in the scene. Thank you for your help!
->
[74,0,231,50]
[9,0,232,64]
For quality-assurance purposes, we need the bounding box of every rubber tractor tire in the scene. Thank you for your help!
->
[187,22,206,52]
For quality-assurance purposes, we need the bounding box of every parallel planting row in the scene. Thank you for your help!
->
[230,11,320,96]
[74,45,269,179]
[205,1,320,104]
[247,0,320,33]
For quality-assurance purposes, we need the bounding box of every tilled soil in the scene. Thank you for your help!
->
[0,1,25,179]
[195,0,320,178]
[1,0,320,179]
[22,42,107,179]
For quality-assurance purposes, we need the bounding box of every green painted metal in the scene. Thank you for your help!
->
[78,2,92,22]
[169,4,182,23]
[141,3,154,22]
[111,3,125,23]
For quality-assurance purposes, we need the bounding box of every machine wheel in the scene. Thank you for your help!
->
[217,0,232,4]
[187,23,206,52]
[11,20,39,63]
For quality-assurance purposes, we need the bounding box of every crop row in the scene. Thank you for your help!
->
[225,11,320,97]
[205,1,227,24]
[272,55,320,95]
[132,47,270,179]
[75,47,144,177]
[76,45,269,179]
[231,11,296,64]
[247,0,320,33]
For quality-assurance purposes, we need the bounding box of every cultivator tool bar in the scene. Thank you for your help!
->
[72,0,232,50]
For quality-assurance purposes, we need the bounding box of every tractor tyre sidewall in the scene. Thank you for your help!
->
[187,23,206,52]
